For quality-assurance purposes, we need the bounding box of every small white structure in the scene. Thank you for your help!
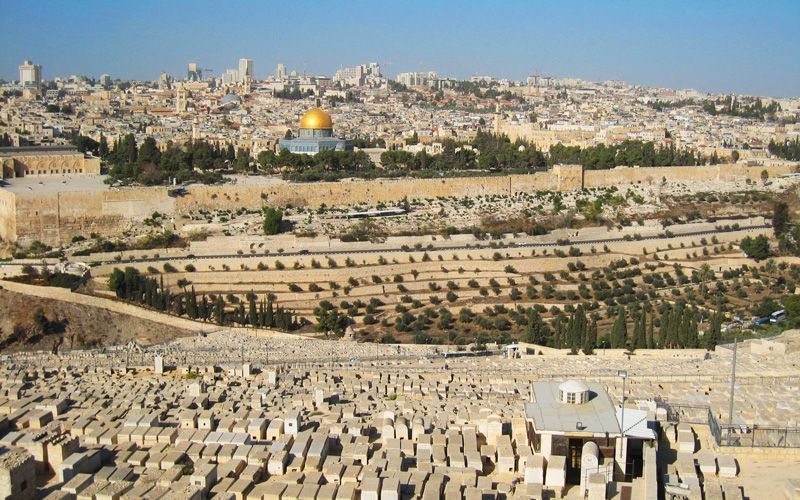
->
[559,380,590,405]
[580,441,600,495]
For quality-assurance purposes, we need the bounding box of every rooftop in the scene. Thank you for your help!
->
[2,175,112,194]
[525,380,621,436]
[0,145,82,157]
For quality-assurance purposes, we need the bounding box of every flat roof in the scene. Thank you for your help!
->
[2,175,113,195]
[525,381,621,436]
[0,145,81,157]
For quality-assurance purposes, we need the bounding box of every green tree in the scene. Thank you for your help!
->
[262,207,284,235]
[138,137,161,164]
[214,295,225,325]
[583,316,597,355]
[610,307,628,349]
[740,235,770,260]
[522,309,550,345]
[773,201,790,238]
[784,295,800,327]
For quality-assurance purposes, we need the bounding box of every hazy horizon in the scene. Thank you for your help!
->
[1,0,799,98]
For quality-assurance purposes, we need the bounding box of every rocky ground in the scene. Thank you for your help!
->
[0,288,191,353]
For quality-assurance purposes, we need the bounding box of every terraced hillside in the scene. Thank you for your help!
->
[83,216,798,345]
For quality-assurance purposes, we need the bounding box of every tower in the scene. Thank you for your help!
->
[19,60,42,87]
[187,63,202,82]
[238,58,253,84]
[176,88,188,113]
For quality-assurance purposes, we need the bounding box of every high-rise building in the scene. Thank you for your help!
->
[223,69,239,86]
[187,63,202,82]
[276,63,287,81]
[396,71,438,88]
[238,58,253,83]
[99,74,111,89]
[333,63,382,87]
[19,60,42,87]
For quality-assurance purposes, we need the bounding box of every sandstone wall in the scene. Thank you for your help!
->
[174,170,568,212]
[13,187,175,245]
[0,188,15,242]
[4,162,794,245]
[582,163,794,188]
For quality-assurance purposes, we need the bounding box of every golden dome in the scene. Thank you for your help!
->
[300,108,333,129]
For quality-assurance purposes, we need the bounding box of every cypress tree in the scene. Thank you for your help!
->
[583,316,597,355]
[522,309,549,345]
[237,303,246,325]
[199,295,208,321]
[611,307,627,348]
[265,299,274,327]
[248,292,257,326]
[215,296,225,325]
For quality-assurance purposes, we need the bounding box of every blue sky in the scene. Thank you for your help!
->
[1,0,798,96]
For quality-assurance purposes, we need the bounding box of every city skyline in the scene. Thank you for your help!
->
[1,0,799,97]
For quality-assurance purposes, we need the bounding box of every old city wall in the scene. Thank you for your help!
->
[13,188,175,245]
[4,163,795,245]
[582,163,794,188]
[0,188,16,242]
[174,168,570,212]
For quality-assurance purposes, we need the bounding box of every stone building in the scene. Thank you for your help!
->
[278,108,353,155]
[0,146,101,179]
[0,447,36,500]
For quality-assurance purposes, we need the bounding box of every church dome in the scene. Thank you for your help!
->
[300,108,332,130]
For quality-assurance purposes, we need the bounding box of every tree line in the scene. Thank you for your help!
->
[521,300,721,352]
[548,140,706,169]
[107,267,301,331]
[70,133,249,185]
[68,130,731,187]
[702,96,781,120]
[768,138,800,161]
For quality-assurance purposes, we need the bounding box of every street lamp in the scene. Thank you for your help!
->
[618,370,628,435]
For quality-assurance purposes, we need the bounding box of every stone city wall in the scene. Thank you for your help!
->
[174,167,571,212]
[12,187,176,245]
[0,188,15,242]
[3,163,795,246]
[582,163,793,188]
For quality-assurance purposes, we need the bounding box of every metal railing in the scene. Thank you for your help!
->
[666,402,800,449]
